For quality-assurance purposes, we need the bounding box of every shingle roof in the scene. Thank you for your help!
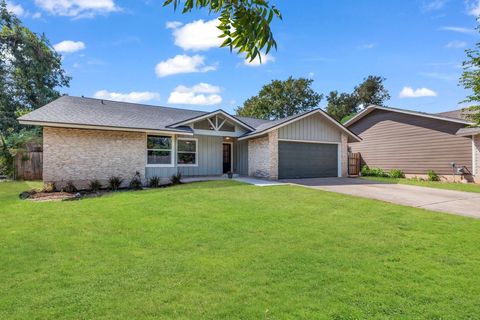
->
[456,127,480,136]
[436,109,474,122]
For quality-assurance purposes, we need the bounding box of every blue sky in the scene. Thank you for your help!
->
[7,0,480,114]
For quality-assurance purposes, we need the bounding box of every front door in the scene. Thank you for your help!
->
[222,143,232,173]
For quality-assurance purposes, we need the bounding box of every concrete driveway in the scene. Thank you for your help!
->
[283,178,480,218]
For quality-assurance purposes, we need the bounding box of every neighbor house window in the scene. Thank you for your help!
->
[147,135,172,165]
[177,138,197,166]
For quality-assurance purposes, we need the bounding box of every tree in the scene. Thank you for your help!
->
[325,91,358,122]
[354,75,390,107]
[235,77,323,120]
[325,75,390,122]
[163,0,281,62]
[0,0,70,135]
[460,26,480,125]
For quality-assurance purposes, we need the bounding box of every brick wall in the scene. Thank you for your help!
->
[248,135,270,179]
[43,127,146,189]
[475,135,480,182]
[341,133,348,177]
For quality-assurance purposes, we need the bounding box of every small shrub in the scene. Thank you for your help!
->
[42,182,56,193]
[149,176,161,188]
[88,179,102,192]
[427,170,440,182]
[361,165,388,177]
[389,169,405,179]
[64,181,77,193]
[170,172,182,185]
[108,176,124,191]
[129,172,143,190]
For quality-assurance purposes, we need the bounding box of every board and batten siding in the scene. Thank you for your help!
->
[234,139,248,175]
[145,134,223,179]
[348,109,472,175]
[278,113,341,142]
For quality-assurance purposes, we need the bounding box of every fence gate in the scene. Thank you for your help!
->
[348,152,361,176]
[15,151,43,180]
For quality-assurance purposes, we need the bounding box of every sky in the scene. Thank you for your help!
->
[6,0,480,114]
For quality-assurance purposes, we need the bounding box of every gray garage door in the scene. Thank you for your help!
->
[278,141,338,179]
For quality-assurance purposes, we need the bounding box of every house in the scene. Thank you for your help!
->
[18,96,360,188]
[345,105,480,183]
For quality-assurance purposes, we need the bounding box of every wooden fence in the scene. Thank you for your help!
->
[14,151,43,180]
[348,152,361,176]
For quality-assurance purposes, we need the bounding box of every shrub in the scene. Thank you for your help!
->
[149,176,161,188]
[129,172,143,190]
[389,169,405,179]
[88,179,102,192]
[64,181,77,193]
[108,176,124,191]
[42,182,56,193]
[361,165,388,177]
[170,173,182,185]
[427,170,440,182]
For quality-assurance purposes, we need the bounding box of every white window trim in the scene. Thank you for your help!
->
[177,137,199,167]
[146,134,175,167]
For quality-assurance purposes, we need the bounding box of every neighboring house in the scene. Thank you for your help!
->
[345,105,480,183]
[18,96,360,188]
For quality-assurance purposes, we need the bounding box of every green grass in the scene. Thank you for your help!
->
[1,180,480,319]
[362,176,480,193]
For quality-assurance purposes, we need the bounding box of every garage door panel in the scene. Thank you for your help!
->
[279,141,338,179]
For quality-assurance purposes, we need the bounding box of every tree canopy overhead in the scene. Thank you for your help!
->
[235,77,323,120]
[163,0,281,62]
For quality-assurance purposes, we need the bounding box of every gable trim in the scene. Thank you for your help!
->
[238,109,361,142]
[344,105,474,127]
[167,109,255,131]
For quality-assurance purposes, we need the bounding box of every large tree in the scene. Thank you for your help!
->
[235,77,323,120]
[163,0,281,62]
[0,0,70,175]
[326,75,390,122]
[460,27,480,125]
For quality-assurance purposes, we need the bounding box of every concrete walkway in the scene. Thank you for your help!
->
[182,176,285,187]
[284,177,480,218]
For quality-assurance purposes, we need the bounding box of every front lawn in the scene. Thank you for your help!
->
[362,176,480,193]
[1,180,480,318]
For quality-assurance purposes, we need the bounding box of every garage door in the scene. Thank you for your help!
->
[278,141,338,179]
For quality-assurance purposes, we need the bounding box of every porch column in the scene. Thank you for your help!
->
[268,129,279,180]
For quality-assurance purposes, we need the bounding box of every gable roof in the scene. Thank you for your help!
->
[167,109,256,131]
[18,96,358,141]
[344,105,474,127]
[238,108,361,142]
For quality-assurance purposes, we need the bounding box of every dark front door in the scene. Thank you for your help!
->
[222,143,232,173]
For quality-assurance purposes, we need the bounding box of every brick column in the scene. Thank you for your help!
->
[268,129,279,180]
[341,133,348,177]
[474,135,480,179]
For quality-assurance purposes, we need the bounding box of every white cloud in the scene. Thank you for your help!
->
[445,40,467,48]
[34,0,120,18]
[53,40,86,53]
[422,0,446,11]
[172,18,222,51]
[243,52,275,67]
[93,90,160,103]
[467,0,480,16]
[358,43,376,49]
[166,21,183,29]
[399,86,438,98]
[441,26,476,34]
[168,83,222,105]
[6,1,25,16]
[419,72,456,81]
[32,12,42,19]
[155,54,216,77]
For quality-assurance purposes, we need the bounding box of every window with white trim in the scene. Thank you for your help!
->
[177,138,197,166]
[147,135,172,165]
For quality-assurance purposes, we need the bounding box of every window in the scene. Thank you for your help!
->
[177,138,197,166]
[147,135,172,166]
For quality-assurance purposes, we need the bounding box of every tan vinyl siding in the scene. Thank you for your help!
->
[349,109,472,175]
[279,113,341,142]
